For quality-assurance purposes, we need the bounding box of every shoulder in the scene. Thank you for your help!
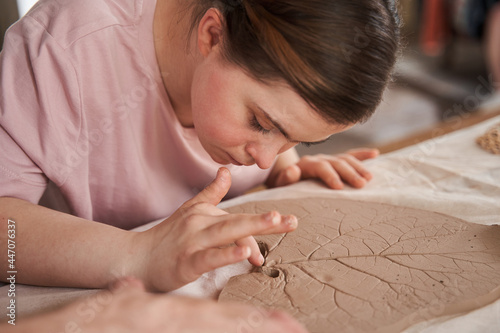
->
[20,0,145,49]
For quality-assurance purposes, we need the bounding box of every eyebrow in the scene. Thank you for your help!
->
[254,104,331,146]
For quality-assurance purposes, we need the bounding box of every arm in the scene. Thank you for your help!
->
[266,147,379,189]
[0,278,308,333]
[0,168,297,292]
[0,197,136,288]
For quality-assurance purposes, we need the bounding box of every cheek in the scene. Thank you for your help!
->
[191,68,251,146]
[192,98,246,147]
[192,83,222,133]
[193,101,251,146]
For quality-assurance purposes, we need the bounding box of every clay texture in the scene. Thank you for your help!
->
[219,198,500,333]
[477,122,500,154]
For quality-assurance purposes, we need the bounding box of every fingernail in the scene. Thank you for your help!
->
[218,168,228,181]
[265,212,280,225]
[356,177,367,187]
[332,179,343,189]
[259,254,265,266]
[284,215,298,227]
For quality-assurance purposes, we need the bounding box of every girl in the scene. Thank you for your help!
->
[0,0,399,330]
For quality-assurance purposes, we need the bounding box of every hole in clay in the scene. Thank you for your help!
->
[258,241,269,260]
[262,267,280,278]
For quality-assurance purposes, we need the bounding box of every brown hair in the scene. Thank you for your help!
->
[189,0,400,125]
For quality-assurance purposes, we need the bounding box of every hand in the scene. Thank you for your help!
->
[101,278,308,333]
[1,278,308,333]
[132,168,298,292]
[272,148,379,189]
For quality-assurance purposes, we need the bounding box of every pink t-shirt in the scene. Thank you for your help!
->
[0,0,270,230]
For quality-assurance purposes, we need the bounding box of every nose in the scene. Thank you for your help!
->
[246,140,297,169]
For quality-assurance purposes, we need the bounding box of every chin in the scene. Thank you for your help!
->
[207,150,230,166]
[211,155,228,166]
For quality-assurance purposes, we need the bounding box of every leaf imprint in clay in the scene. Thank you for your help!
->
[219,198,500,333]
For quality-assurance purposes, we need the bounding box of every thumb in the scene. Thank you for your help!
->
[274,164,301,187]
[188,167,232,206]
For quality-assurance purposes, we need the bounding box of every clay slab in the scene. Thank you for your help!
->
[219,198,500,333]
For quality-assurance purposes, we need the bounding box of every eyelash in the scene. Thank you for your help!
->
[250,116,271,134]
[249,114,320,148]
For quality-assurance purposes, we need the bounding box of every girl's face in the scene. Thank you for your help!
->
[190,52,353,170]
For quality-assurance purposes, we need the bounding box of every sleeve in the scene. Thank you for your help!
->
[0,15,81,204]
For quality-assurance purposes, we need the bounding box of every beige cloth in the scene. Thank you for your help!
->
[1,116,499,329]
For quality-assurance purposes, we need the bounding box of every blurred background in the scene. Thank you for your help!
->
[297,0,500,155]
[0,0,36,47]
[1,0,500,156]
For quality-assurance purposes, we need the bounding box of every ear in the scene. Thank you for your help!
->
[197,8,224,57]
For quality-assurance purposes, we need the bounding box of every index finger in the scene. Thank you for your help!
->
[189,213,298,277]
[199,212,298,250]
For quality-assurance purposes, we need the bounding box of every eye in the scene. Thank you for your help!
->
[250,115,271,134]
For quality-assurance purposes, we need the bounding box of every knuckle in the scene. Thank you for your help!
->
[176,246,199,275]
[180,199,195,209]
[190,202,212,212]
[214,219,233,235]
[299,155,316,164]
[337,153,352,160]
[345,155,359,163]
[331,157,348,167]
[182,244,199,257]
[318,160,332,170]
[183,213,202,230]
[182,202,212,217]
[198,249,216,265]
